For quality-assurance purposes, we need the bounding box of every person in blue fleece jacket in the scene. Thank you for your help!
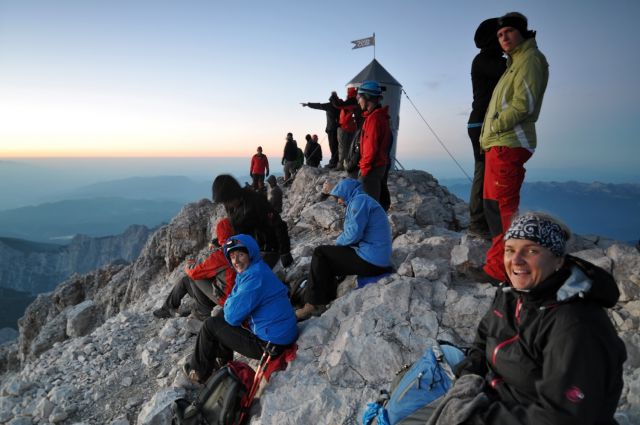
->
[295,178,392,321]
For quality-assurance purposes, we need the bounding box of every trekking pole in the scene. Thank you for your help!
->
[237,343,274,425]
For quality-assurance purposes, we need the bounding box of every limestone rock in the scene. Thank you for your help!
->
[66,300,101,338]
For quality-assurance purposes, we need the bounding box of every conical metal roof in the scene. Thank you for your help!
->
[347,58,401,87]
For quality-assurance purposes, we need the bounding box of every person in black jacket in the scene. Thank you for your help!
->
[303,134,322,167]
[301,91,339,168]
[452,212,626,425]
[211,174,293,269]
[467,18,507,240]
[281,132,298,181]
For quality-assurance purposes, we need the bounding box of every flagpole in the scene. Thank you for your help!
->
[373,33,376,59]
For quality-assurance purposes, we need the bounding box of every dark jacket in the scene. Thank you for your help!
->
[306,100,339,132]
[459,255,626,425]
[282,139,298,163]
[211,175,291,256]
[468,18,507,124]
[304,140,322,167]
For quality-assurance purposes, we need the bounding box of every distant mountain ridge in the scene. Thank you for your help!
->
[0,197,183,243]
[0,224,153,297]
[444,180,640,242]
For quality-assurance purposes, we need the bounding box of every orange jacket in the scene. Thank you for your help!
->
[185,218,237,306]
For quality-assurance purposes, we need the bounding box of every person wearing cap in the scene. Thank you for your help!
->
[301,91,340,168]
[448,212,626,425]
[303,133,322,167]
[185,234,298,383]
[356,80,392,211]
[476,12,549,283]
[332,87,359,171]
[466,18,507,240]
[211,174,293,269]
[249,146,269,191]
[266,174,283,214]
[153,218,237,320]
[295,178,392,321]
[281,132,298,181]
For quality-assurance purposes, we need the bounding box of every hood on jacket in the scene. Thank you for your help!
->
[212,174,243,203]
[216,218,234,245]
[330,178,364,205]
[523,255,620,309]
[223,233,261,266]
[474,17,502,51]
[557,255,620,308]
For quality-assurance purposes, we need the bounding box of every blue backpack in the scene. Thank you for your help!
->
[362,342,466,425]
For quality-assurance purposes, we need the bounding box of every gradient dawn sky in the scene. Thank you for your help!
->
[1,0,639,181]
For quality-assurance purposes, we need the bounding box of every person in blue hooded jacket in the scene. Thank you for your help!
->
[184,234,298,384]
[295,178,392,321]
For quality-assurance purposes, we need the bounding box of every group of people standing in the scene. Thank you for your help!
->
[302,80,393,211]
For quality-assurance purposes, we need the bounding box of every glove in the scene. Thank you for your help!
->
[280,252,294,268]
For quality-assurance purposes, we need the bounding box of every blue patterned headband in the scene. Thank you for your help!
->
[504,214,568,257]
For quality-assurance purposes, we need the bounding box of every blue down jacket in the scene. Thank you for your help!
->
[223,234,298,345]
[330,179,392,268]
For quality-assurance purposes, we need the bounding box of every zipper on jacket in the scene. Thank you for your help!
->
[492,334,520,366]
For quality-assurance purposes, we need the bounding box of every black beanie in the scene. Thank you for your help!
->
[497,12,534,39]
[211,174,243,203]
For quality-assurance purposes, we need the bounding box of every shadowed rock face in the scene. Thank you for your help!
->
[0,224,153,294]
[1,167,638,425]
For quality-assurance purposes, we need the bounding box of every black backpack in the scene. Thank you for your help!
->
[172,361,255,425]
[344,129,361,173]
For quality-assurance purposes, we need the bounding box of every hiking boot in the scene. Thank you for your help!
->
[462,265,501,286]
[153,306,175,319]
[182,362,202,385]
[295,303,327,322]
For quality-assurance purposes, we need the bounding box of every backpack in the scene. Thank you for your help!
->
[172,361,255,425]
[345,129,361,173]
[362,342,466,425]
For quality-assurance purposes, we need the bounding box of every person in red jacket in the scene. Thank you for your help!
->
[153,218,237,320]
[357,80,392,210]
[333,87,359,171]
[249,146,269,191]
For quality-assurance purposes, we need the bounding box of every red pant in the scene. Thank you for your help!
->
[482,147,532,281]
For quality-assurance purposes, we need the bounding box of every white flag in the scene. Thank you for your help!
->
[351,35,375,49]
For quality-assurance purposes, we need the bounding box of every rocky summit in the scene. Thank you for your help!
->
[1,166,639,425]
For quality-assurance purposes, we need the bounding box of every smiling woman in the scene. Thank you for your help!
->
[449,211,627,425]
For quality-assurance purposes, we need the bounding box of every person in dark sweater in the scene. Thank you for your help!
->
[452,212,626,425]
[303,133,322,167]
[301,91,340,168]
[281,132,298,181]
[467,17,507,240]
[211,174,293,269]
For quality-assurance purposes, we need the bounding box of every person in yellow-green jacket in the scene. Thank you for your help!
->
[474,12,549,284]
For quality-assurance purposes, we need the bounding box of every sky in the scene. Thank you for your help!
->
[1,0,639,182]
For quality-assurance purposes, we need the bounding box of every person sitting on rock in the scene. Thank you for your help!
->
[295,178,392,321]
[212,174,293,269]
[443,212,627,425]
[153,218,236,320]
[266,174,283,214]
[184,234,298,384]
